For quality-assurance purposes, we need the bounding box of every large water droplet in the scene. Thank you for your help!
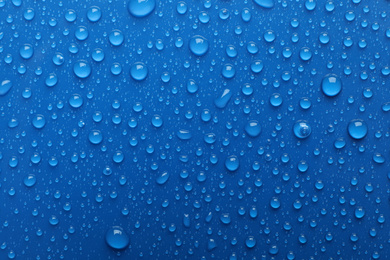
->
[321,74,342,97]
[109,30,124,46]
[73,60,91,79]
[130,62,148,81]
[89,130,103,144]
[156,171,170,185]
[225,155,239,172]
[189,35,209,56]
[19,44,34,59]
[87,6,102,22]
[32,114,46,129]
[293,120,311,139]
[214,89,232,108]
[253,0,274,8]
[245,120,262,137]
[348,119,368,140]
[105,226,130,250]
[128,0,156,17]
[0,80,12,96]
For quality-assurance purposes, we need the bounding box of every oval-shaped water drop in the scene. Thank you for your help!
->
[128,0,156,17]
[321,74,342,97]
[253,0,274,8]
[189,35,209,56]
[105,226,130,250]
[156,171,169,185]
[214,89,232,108]
[0,80,12,96]
[348,119,368,140]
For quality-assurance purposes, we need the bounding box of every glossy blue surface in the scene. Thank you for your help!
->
[0,0,390,259]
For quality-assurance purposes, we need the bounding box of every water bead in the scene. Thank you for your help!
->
[87,6,102,22]
[75,26,88,41]
[225,155,239,171]
[222,64,235,79]
[305,0,316,11]
[270,93,283,107]
[24,174,36,187]
[130,62,148,81]
[299,97,311,109]
[128,0,156,18]
[69,94,83,108]
[264,30,276,42]
[176,2,187,14]
[24,8,35,21]
[270,197,281,209]
[199,12,210,23]
[189,35,209,56]
[245,236,256,248]
[152,115,163,128]
[187,80,198,93]
[52,52,65,66]
[19,44,34,59]
[348,119,368,140]
[0,79,12,96]
[111,63,122,75]
[109,30,124,46]
[253,0,274,9]
[65,9,77,22]
[73,60,91,79]
[293,120,311,139]
[88,130,103,145]
[32,114,46,129]
[321,74,342,97]
[299,47,312,61]
[105,226,130,250]
[92,48,105,62]
[245,120,261,137]
[251,60,263,73]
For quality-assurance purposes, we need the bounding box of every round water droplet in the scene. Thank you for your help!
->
[245,236,256,248]
[250,60,263,73]
[19,44,34,59]
[128,0,156,17]
[348,119,368,140]
[293,120,311,139]
[222,64,235,79]
[270,197,280,209]
[253,0,274,8]
[0,80,12,96]
[105,226,130,250]
[300,47,312,61]
[69,94,83,108]
[75,26,88,41]
[24,174,36,187]
[65,9,77,22]
[270,93,283,107]
[130,62,148,81]
[92,48,104,62]
[109,30,124,46]
[189,35,209,56]
[32,114,46,129]
[152,114,163,128]
[73,60,91,79]
[355,206,365,219]
[87,6,102,22]
[89,130,103,144]
[52,52,64,65]
[225,155,239,171]
[245,120,261,137]
[321,74,342,97]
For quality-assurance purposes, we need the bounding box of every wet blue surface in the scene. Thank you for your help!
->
[0,0,390,259]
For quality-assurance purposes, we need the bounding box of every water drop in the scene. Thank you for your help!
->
[128,0,155,17]
[73,60,91,79]
[0,80,12,96]
[105,226,130,250]
[293,120,311,139]
[253,0,274,9]
[189,35,209,56]
[348,119,368,140]
[245,120,261,137]
[321,74,342,97]
[69,94,83,108]
[32,114,46,129]
[87,6,102,22]
[19,44,34,59]
[109,30,124,46]
[225,155,239,172]
[130,62,148,81]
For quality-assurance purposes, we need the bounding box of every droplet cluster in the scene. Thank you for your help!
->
[0,0,389,259]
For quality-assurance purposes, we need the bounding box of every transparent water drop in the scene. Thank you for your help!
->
[245,120,261,137]
[109,30,124,46]
[253,0,274,9]
[189,35,209,56]
[130,62,148,81]
[69,94,83,108]
[225,155,239,172]
[214,89,232,108]
[0,80,12,96]
[348,119,368,140]
[151,114,163,128]
[75,26,88,40]
[293,120,311,139]
[321,74,342,97]
[87,6,102,22]
[73,60,91,79]
[128,0,156,17]
[222,64,235,79]
[24,174,36,187]
[156,171,169,185]
[32,114,46,129]
[19,44,34,59]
